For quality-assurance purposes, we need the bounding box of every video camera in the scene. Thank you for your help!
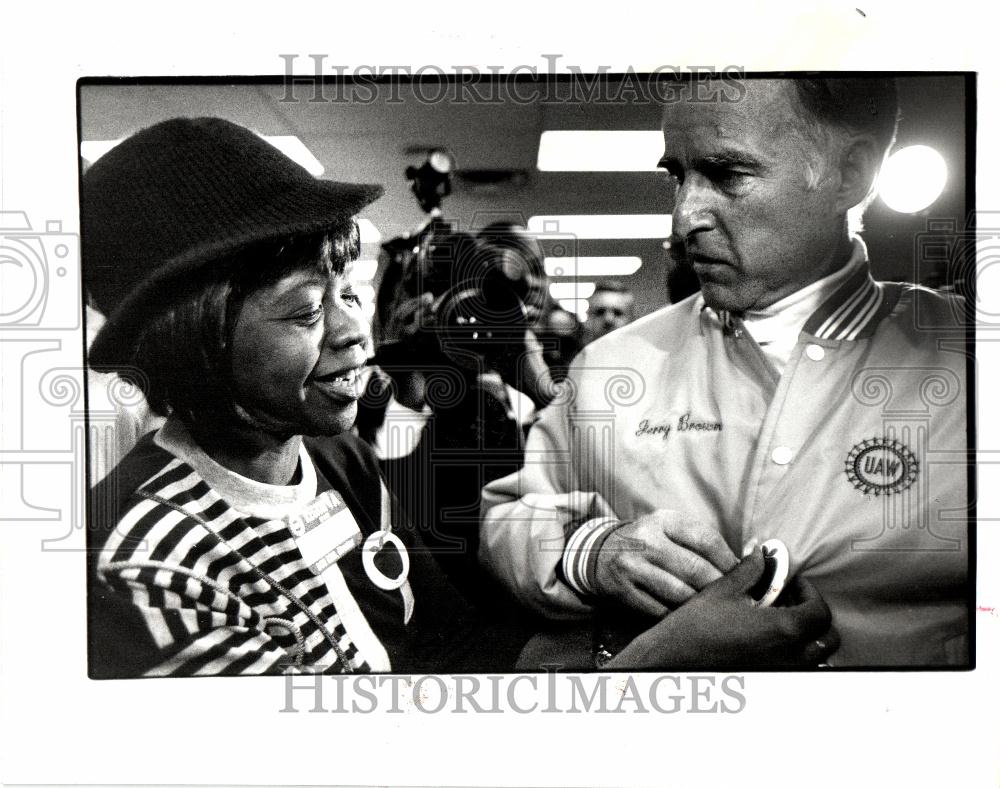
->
[376,150,537,373]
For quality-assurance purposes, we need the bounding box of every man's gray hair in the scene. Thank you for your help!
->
[790,77,900,158]
[787,77,900,232]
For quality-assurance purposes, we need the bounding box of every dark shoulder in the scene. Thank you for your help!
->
[88,432,177,553]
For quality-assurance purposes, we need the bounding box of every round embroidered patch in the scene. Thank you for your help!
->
[845,437,919,496]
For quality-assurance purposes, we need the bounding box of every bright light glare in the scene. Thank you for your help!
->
[351,259,379,281]
[550,282,596,300]
[545,256,642,278]
[537,130,664,171]
[358,284,377,324]
[529,214,671,239]
[356,284,376,324]
[877,145,947,213]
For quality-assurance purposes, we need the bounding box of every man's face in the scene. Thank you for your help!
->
[584,290,634,343]
[660,80,846,313]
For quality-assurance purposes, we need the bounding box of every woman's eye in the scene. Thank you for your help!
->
[342,290,363,307]
[292,305,324,324]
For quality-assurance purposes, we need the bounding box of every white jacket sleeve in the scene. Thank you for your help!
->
[479,377,621,618]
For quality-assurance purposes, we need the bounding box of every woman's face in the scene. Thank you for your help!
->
[228,263,369,437]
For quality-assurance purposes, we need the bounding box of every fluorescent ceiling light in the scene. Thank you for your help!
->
[558,298,590,321]
[877,145,948,213]
[529,214,671,239]
[351,259,379,281]
[80,133,325,177]
[545,256,642,278]
[537,130,664,171]
[550,282,596,300]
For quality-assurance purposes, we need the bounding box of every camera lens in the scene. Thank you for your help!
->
[436,278,527,369]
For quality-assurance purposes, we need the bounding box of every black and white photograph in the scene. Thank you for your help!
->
[1,4,998,786]
[80,73,973,677]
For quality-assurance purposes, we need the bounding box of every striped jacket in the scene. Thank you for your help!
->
[481,245,970,666]
[88,420,512,677]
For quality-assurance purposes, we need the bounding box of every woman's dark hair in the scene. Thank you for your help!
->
[125,220,360,428]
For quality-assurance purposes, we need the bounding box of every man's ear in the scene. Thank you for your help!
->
[836,136,882,213]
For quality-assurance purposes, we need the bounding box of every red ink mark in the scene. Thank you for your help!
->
[976,605,997,617]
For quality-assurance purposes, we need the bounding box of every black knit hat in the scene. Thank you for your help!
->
[83,116,383,366]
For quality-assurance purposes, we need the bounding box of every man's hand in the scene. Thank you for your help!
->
[593,511,739,616]
[608,549,839,670]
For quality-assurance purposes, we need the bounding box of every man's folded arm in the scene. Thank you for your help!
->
[479,388,623,618]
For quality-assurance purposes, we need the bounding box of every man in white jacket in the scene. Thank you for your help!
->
[480,77,969,667]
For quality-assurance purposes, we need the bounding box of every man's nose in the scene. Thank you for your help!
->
[671,176,716,240]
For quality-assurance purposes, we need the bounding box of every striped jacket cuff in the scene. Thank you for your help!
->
[562,517,622,596]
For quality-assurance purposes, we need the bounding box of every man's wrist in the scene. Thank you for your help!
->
[562,517,625,596]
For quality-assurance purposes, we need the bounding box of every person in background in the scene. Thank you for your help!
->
[356,226,546,623]
[476,222,558,413]
[536,303,582,382]
[582,279,636,345]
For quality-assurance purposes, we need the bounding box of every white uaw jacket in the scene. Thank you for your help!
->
[480,254,969,666]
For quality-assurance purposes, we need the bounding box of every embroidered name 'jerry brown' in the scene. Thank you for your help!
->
[636,412,723,440]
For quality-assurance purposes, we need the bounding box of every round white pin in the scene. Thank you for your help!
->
[362,531,410,591]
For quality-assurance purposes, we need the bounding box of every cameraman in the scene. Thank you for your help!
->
[357,223,554,630]
[475,222,561,412]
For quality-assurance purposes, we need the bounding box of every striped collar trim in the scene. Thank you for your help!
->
[802,264,886,340]
[709,268,893,343]
[700,237,900,342]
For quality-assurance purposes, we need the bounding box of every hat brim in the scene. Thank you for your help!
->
[88,179,383,369]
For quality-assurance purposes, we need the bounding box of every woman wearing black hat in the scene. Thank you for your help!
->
[84,118,531,676]
[84,117,836,677]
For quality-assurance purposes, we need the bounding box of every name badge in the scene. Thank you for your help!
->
[285,490,363,574]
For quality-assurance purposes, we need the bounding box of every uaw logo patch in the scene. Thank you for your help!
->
[845,437,918,496]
